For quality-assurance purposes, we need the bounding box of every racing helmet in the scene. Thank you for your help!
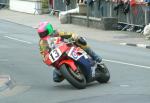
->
[37,21,54,38]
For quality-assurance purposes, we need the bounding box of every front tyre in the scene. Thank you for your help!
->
[96,63,110,83]
[60,64,86,89]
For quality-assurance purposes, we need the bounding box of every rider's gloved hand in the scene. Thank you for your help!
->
[68,37,74,42]
[76,36,87,46]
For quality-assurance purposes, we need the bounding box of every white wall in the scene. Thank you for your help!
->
[9,0,42,14]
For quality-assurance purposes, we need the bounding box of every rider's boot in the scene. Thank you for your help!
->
[53,69,64,83]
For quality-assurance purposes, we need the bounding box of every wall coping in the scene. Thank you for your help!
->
[71,15,102,21]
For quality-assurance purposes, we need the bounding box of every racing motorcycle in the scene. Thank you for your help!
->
[47,37,110,89]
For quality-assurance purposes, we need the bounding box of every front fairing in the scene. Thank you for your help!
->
[67,46,94,79]
[76,56,94,80]
[48,42,69,65]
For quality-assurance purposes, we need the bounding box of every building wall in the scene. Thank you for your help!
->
[9,0,44,14]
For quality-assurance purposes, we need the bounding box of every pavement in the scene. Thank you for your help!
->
[0,8,150,92]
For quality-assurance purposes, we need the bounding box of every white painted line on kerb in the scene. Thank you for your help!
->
[103,59,150,70]
[4,36,32,44]
[137,44,146,48]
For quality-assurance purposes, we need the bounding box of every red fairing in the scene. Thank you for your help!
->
[59,43,68,53]
[59,59,77,71]
[43,52,52,65]
[44,42,68,66]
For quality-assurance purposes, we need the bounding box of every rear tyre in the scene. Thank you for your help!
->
[60,64,86,89]
[96,63,110,83]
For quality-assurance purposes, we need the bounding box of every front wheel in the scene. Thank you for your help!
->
[96,63,110,83]
[60,64,86,89]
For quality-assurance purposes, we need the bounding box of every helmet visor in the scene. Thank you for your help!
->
[39,30,49,38]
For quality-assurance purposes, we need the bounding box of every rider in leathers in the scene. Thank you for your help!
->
[37,22,102,82]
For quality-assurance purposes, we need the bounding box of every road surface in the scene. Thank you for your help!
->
[0,20,150,103]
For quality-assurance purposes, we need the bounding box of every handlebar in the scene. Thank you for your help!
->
[51,39,75,49]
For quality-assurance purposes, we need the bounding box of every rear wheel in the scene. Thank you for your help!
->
[60,64,86,89]
[96,63,110,83]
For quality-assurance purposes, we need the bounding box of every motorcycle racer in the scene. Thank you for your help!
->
[37,21,102,82]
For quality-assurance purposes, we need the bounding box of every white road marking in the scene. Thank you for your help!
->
[120,85,129,87]
[103,59,150,70]
[3,36,150,70]
[0,59,8,62]
[4,36,32,44]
